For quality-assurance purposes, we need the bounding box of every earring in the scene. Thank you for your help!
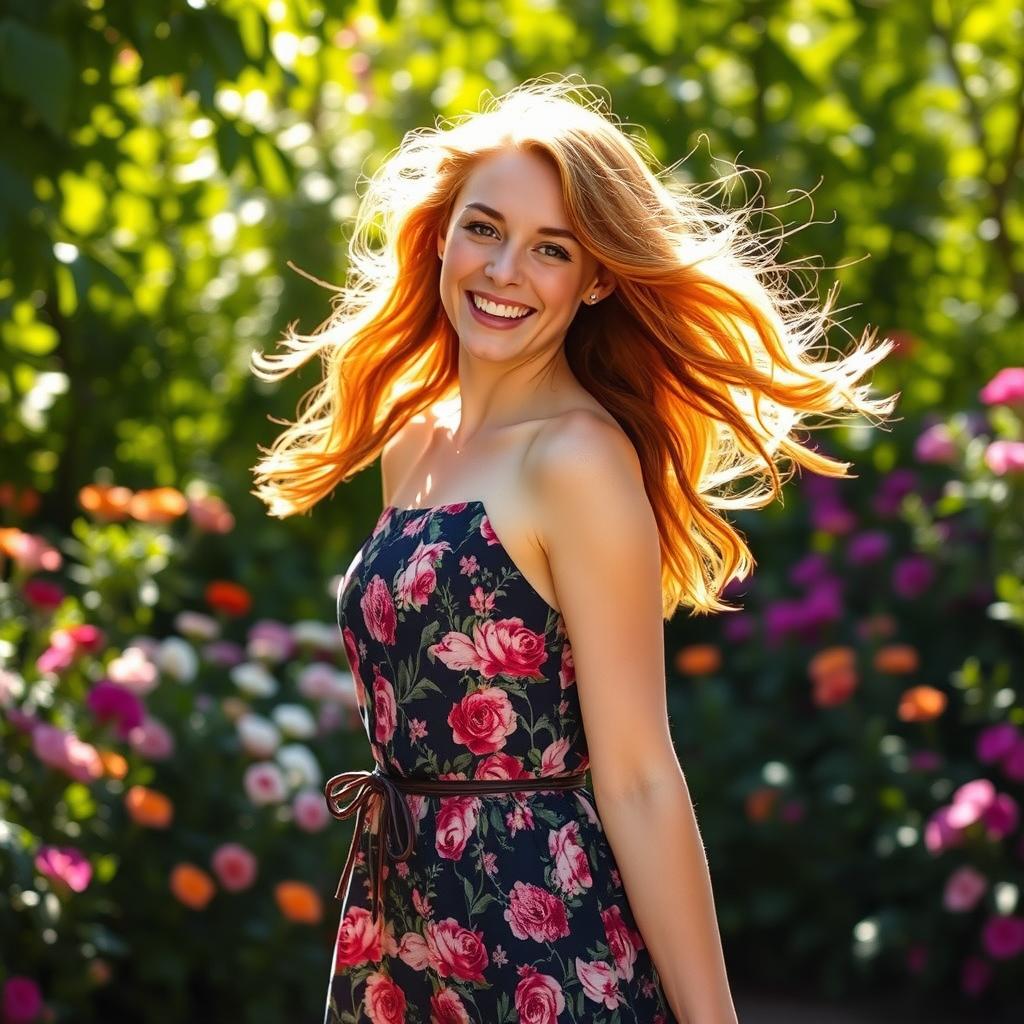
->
[589,292,597,303]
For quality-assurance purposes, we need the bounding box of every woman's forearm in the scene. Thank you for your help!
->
[594,774,739,1024]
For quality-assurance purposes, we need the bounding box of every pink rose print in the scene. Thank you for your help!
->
[601,905,643,982]
[474,752,530,782]
[397,540,452,611]
[429,987,471,1024]
[364,970,406,1024]
[559,639,575,689]
[548,820,593,896]
[397,931,430,971]
[576,957,622,1009]
[514,965,566,1024]
[426,918,489,982]
[342,626,367,705]
[430,618,547,680]
[412,887,433,919]
[335,906,384,968]
[447,686,518,755]
[506,803,536,836]
[540,738,570,776]
[372,670,397,744]
[504,881,570,943]
[435,795,480,861]
[361,576,398,645]
[468,585,496,614]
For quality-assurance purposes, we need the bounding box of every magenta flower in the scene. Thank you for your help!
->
[202,640,247,667]
[292,789,330,833]
[846,530,889,566]
[810,502,856,535]
[983,792,1019,840]
[905,943,928,974]
[2,976,43,1023]
[976,722,1020,763]
[979,367,1024,407]
[721,613,755,644]
[22,578,65,611]
[788,552,830,588]
[35,844,93,893]
[925,805,965,855]
[914,422,957,464]
[892,555,935,599]
[127,715,176,760]
[943,865,988,912]
[909,750,943,773]
[872,469,919,518]
[948,779,996,828]
[1002,738,1024,783]
[984,439,1024,476]
[960,954,992,996]
[87,680,145,738]
[981,914,1024,960]
[247,619,297,663]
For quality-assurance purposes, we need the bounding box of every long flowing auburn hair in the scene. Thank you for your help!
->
[250,75,897,620]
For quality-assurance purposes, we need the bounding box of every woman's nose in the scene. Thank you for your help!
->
[485,244,522,286]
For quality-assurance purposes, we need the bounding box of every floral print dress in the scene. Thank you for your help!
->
[325,501,677,1024]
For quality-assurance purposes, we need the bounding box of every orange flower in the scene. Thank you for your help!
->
[745,787,778,823]
[808,645,855,682]
[858,613,897,640]
[124,785,173,828]
[812,669,858,708]
[674,644,721,676]
[274,881,323,924]
[130,487,189,524]
[205,580,252,617]
[873,644,919,675]
[898,686,947,722]
[97,748,129,779]
[78,483,133,522]
[170,863,216,909]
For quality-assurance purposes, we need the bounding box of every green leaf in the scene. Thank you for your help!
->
[0,19,72,135]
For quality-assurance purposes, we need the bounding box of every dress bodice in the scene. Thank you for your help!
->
[337,500,589,782]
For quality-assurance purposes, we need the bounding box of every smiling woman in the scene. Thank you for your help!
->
[248,74,896,1024]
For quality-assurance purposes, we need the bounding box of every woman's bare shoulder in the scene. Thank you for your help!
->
[381,399,454,501]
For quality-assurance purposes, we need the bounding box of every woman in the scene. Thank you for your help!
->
[251,77,895,1024]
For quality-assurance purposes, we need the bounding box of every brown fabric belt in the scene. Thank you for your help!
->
[323,764,590,924]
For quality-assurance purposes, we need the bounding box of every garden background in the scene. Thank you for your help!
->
[1,0,1023,1021]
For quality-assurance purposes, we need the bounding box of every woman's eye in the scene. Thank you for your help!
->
[463,222,570,261]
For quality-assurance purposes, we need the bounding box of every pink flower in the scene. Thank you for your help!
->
[31,724,103,783]
[292,789,329,832]
[924,805,964,855]
[983,792,1019,840]
[846,531,890,565]
[363,971,406,1024]
[6,531,62,573]
[336,906,384,968]
[601,905,644,983]
[187,493,235,534]
[2,976,43,1023]
[960,954,992,996]
[242,761,287,805]
[372,670,397,744]
[943,865,987,912]
[984,440,1024,476]
[575,957,622,1009]
[947,779,996,829]
[514,966,566,1024]
[446,686,518,755]
[210,842,258,891]
[35,844,93,894]
[360,575,398,645]
[981,914,1024,960]
[127,716,175,760]
[914,423,957,464]
[424,917,489,982]
[548,821,593,896]
[979,367,1024,407]
[435,796,480,861]
[1002,738,1024,783]
[396,539,452,611]
[106,645,159,694]
[504,881,570,943]
[429,987,471,1024]
[892,555,936,600]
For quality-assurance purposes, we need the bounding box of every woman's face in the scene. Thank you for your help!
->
[437,148,609,357]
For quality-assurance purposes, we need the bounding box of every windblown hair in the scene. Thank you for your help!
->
[250,75,897,619]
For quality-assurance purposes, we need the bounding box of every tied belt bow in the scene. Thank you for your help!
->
[323,764,589,925]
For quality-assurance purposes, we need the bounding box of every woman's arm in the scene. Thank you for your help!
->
[527,410,738,1024]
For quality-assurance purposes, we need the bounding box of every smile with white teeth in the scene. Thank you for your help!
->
[471,293,533,319]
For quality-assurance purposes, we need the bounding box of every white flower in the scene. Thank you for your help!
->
[106,645,159,695]
[173,611,220,642]
[296,661,337,701]
[290,620,342,651]
[230,661,278,698]
[236,713,282,757]
[243,761,287,805]
[272,703,317,739]
[156,637,199,683]
[276,743,321,789]
[0,668,26,707]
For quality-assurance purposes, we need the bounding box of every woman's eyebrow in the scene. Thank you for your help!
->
[463,201,579,243]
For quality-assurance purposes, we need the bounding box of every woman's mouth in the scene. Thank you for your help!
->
[466,290,537,330]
